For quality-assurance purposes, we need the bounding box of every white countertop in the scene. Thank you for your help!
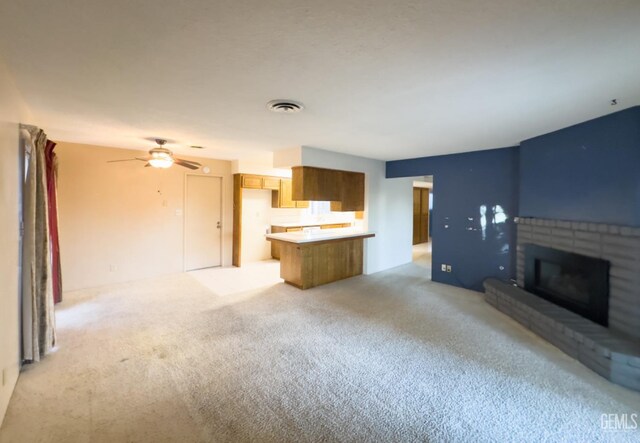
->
[271,222,352,228]
[265,228,374,244]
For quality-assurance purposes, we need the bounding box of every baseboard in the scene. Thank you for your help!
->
[0,361,20,427]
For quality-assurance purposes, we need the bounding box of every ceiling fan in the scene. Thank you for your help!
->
[108,139,202,170]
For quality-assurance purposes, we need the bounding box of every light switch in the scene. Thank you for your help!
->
[175,209,183,216]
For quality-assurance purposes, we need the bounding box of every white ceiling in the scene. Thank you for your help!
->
[1,0,639,161]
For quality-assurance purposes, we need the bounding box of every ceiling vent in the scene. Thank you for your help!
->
[266,99,304,113]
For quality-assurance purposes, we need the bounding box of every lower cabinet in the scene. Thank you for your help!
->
[270,226,287,259]
[320,223,351,229]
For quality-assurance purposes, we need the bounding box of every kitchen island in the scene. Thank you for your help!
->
[265,228,375,289]
[269,222,352,259]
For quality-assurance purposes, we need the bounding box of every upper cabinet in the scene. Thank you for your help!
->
[291,166,341,202]
[241,175,264,189]
[292,166,364,212]
[273,178,308,208]
[262,177,281,190]
[234,169,362,212]
[330,170,365,212]
[241,175,281,190]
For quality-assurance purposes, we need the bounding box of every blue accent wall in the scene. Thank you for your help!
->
[387,147,519,291]
[519,106,640,226]
[386,105,640,292]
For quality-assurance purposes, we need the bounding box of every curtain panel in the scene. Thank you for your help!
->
[45,140,62,304]
[20,125,57,362]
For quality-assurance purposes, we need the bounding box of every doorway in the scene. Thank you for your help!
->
[185,175,222,271]
[412,177,432,270]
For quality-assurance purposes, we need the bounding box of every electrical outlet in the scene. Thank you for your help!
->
[109,264,118,272]
[441,264,447,272]
[446,265,452,273]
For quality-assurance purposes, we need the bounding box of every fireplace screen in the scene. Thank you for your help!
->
[524,244,610,326]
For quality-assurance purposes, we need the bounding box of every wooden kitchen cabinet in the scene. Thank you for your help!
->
[278,178,295,208]
[267,233,374,289]
[293,166,364,212]
[240,175,281,191]
[241,175,263,189]
[262,177,281,190]
[235,172,310,268]
[291,166,342,202]
[270,225,304,259]
[320,223,351,229]
[271,223,353,259]
[330,170,365,212]
[270,226,286,259]
[272,178,309,209]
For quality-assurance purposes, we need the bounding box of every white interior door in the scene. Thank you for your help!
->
[185,175,222,271]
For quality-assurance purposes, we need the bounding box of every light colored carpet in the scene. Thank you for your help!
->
[1,263,639,442]
[412,242,432,270]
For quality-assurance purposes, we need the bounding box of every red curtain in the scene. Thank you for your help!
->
[45,140,62,304]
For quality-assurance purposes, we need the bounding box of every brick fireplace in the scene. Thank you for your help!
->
[484,217,640,391]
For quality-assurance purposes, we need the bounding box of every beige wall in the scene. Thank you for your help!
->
[0,57,30,425]
[57,142,233,291]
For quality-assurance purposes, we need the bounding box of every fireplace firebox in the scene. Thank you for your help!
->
[524,244,610,327]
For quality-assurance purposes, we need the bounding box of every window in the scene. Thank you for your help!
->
[308,201,331,215]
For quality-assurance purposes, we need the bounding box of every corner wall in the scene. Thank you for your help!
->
[386,105,640,293]
[387,147,520,291]
[519,106,640,226]
[0,58,30,424]
[56,142,233,291]
[301,147,413,274]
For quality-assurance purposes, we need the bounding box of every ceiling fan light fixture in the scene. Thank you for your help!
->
[107,138,201,170]
[148,153,174,168]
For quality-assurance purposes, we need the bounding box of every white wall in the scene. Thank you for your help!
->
[273,147,302,168]
[241,189,272,262]
[231,157,292,178]
[300,146,413,274]
[0,57,30,425]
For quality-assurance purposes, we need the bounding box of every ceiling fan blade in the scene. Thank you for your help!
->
[107,157,150,163]
[175,157,201,167]
[144,163,151,168]
[174,158,201,170]
[107,158,137,163]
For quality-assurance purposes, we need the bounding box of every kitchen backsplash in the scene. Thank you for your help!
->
[269,206,357,227]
